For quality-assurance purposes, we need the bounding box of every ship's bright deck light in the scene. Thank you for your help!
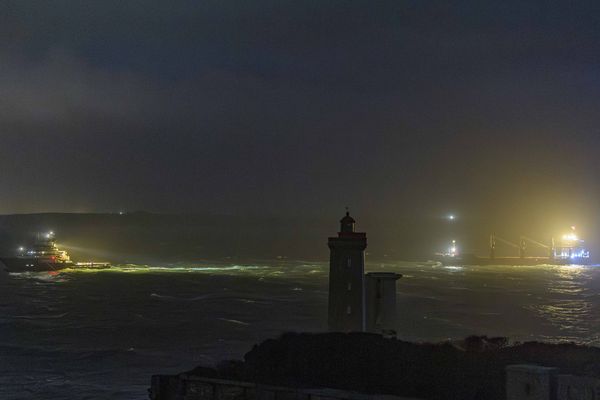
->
[562,233,578,241]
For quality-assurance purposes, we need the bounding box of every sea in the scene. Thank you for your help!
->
[1,260,599,399]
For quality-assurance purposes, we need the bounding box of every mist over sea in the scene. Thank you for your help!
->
[1,260,599,399]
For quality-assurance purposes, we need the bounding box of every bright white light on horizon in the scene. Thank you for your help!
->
[448,214,456,221]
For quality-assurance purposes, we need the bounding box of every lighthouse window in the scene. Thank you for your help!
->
[347,257,351,268]
[346,306,352,315]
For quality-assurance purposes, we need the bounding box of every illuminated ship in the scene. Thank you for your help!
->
[437,228,591,266]
[0,232,110,272]
[551,230,590,264]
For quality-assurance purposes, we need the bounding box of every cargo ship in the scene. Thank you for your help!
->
[0,232,109,272]
[437,228,591,266]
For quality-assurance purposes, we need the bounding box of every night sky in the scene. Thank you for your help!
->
[2,1,600,229]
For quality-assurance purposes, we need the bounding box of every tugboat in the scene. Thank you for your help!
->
[0,231,105,272]
[434,240,462,264]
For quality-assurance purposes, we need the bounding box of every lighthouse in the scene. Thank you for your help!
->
[327,210,367,332]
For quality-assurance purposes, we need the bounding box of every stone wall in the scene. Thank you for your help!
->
[149,376,423,400]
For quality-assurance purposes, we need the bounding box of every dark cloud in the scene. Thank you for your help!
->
[0,0,599,228]
[0,49,159,124]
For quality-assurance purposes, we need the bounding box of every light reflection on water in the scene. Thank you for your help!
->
[388,262,600,345]
[1,260,599,399]
[523,265,596,338]
[12,260,598,345]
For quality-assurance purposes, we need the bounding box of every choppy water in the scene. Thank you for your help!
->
[1,261,599,399]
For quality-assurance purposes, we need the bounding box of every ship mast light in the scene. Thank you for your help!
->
[449,240,458,257]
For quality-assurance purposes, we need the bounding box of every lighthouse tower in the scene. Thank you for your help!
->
[327,210,367,332]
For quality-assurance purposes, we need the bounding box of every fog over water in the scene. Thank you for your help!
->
[1,261,599,399]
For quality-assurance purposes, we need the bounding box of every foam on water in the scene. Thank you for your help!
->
[0,260,599,399]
